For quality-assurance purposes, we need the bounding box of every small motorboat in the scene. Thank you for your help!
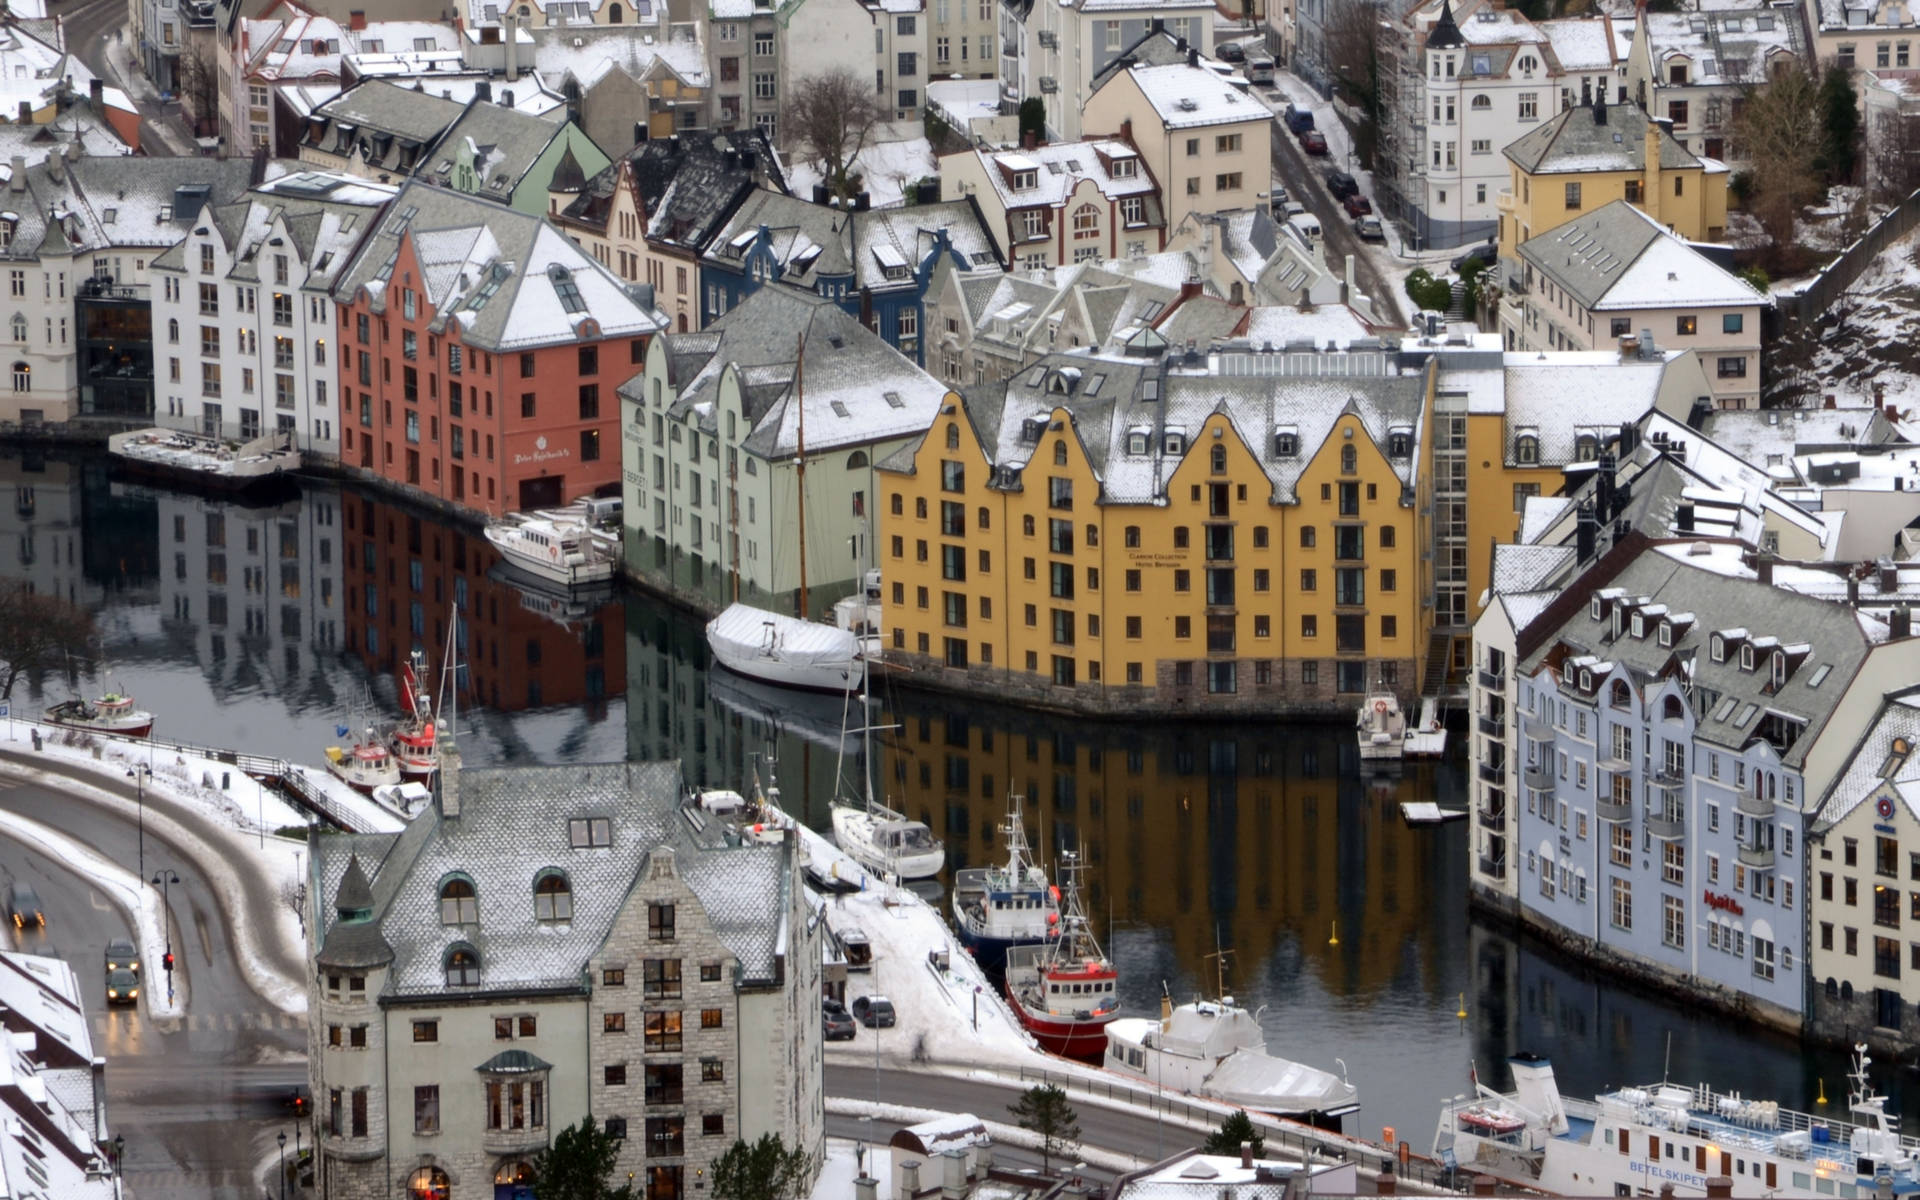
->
[484,504,618,589]
[43,692,155,739]
[325,730,401,794]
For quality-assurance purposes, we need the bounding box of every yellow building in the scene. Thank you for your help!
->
[878,343,1437,714]
[1496,100,1728,261]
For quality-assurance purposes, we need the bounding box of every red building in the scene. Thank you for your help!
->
[334,182,665,515]
[341,492,625,716]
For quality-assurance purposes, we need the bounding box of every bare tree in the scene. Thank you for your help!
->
[1322,0,1384,167]
[788,69,885,203]
[1733,64,1826,247]
[1869,110,1920,205]
[0,583,96,700]
[176,46,224,140]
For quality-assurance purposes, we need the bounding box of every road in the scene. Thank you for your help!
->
[0,773,306,1200]
[1268,112,1406,330]
[824,1114,1115,1185]
[825,1063,1203,1168]
[60,0,197,157]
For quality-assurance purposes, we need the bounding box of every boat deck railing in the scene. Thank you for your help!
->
[1606,1082,1920,1161]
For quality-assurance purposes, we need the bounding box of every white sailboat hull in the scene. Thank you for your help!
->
[830,804,945,879]
[707,603,865,694]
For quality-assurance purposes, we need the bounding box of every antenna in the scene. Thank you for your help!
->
[1662,1030,1672,1084]
[1205,925,1234,1001]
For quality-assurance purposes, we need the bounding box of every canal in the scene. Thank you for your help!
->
[4,451,1909,1145]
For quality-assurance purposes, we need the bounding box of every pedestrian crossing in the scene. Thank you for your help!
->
[93,1008,305,1037]
[117,1166,258,1197]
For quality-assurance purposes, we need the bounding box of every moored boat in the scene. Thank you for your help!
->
[325,731,401,794]
[389,649,438,783]
[1003,851,1116,1061]
[43,692,154,739]
[706,603,865,694]
[1434,1046,1920,1197]
[484,504,618,589]
[831,803,945,880]
[1356,691,1406,765]
[952,797,1057,972]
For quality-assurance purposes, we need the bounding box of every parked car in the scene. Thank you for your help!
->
[851,995,896,1027]
[104,968,138,1007]
[1216,41,1247,63]
[1342,192,1373,217]
[823,1006,857,1040]
[1245,56,1276,85]
[1300,130,1329,156]
[1353,215,1385,242]
[1281,201,1308,221]
[1451,241,1498,272]
[105,938,139,976]
[1268,185,1290,213]
[1324,171,1359,200]
[8,884,42,929]
[1284,104,1316,135]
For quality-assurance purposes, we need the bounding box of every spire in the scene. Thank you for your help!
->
[550,144,586,194]
[317,853,394,970]
[1427,0,1466,49]
[335,854,373,921]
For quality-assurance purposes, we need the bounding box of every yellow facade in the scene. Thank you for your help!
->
[1497,117,1728,260]
[1463,409,1563,625]
[879,387,1434,714]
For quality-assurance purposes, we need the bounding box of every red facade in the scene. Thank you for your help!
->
[336,232,649,516]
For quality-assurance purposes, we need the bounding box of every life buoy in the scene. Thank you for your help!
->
[549,544,559,560]
[1373,699,1389,714]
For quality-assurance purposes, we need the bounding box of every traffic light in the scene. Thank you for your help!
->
[162,952,174,973]
[293,1094,306,1115]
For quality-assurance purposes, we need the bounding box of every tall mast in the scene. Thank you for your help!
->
[794,333,808,620]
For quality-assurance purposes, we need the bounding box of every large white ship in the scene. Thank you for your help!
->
[1434,1048,1916,1198]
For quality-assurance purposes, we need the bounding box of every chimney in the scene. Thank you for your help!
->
[348,8,367,28]
[1825,394,1838,409]
[1894,605,1913,640]
[1676,503,1694,533]
[1377,1167,1398,1196]
[1849,572,1861,608]
[1576,501,1597,563]
[1120,117,1133,145]
[1882,560,1898,593]
[505,12,521,82]
[1706,1179,1733,1199]
[1890,402,1902,422]
[1241,1142,1254,1169]
[88,78,102,109]
[1619,421,1636,456]
[476,79,492,100]
[1472,1176,1499,1195]
[854,191,871,212]
[1757,555,1774,585]
[900,1161,921,1197]
[813,183,829,204]
[1179,274,1203,302]
[437,740,462,818]
[14,101,27,124]
[8,156,22,192]
[855,1177,878,1200]
[1594,90,1607,124]
[1187,47,1200,67]
[1596,452,1617,522]
[45,147,63,184]
[941,1150,970,1198]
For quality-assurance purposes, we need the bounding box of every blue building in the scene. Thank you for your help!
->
[699,190,1001,366]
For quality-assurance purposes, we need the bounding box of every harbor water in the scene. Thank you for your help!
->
[6,451,1909,1145]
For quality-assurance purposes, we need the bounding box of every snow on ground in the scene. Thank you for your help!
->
[812,1138,892,1199]
[785,134,937,210]
[0,721,313,1013]
[1783,221,1920,410]
[826,1099,1146,1174]
[0,805,184,1019]
[821,876,1039,1069]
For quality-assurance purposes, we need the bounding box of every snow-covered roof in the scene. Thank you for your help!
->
[0,954,116,1198]
[1504,99,1700,175]
[962,138,1159,211]
[1640,5,1804,88]
[1117,63,1267,129]
[1517,199,1761,312]
[1537,15,1632,69]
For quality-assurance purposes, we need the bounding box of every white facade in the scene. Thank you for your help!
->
[150,170,394,457]
[1002,0,1215,142]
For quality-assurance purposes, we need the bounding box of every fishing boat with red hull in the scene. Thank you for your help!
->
[1003,851,1117,1062]
[389,649,438,783]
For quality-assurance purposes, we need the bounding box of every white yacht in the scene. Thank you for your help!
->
[831,803,945,880]
[1356,692,1407,765]
[706,603,865,694]
[1104,993,1359,1127]
[484,505,617,588]
[1434,1046,1920,1197]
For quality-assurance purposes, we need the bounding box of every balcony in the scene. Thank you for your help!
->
[482,1124,552,1156]
[1477,761,1506,785]
[1477,803,1506,830]
[1737,843,1776,869]
[1523,763,1554,791]
[1648,769,1684,792]
[1477,854,1507,880]
[1596,797,1632,822]
[1737,790,1775,819]
[1648,813,1685,841]
[1520,713,1551,739]
[1476,669,1505,690]
[1478,714,1505,738]
[1597,753,1632,773]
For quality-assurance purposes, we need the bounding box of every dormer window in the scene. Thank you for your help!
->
[1574,434,1599,462]
[1739,643,1755,671]
[1012,169,1037,190]
[1591,596,1604,621]
[568,817,612,847]
[1579,669,1593,691]
[533,870,573,923]
[1771,651,1787,690]
[1514,434,1539,465]
[1163,432,1185,455]
[444,945,480,987]
[1658,622,1673,648]
[1711,634,1725,662]
[439,876,478,925]
[1631,613,1645,639]
[1111,157,1137,178]
[1274,430,1298,457]
[1609,679,1631,709]
[1388,429,1412,458]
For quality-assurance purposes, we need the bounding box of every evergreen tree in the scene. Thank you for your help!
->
[1819,65,1861,185]
[1203,1110,1266,1158]
[711,1133,813,1200]
[1009,1084,1081,1174]
[529,1117,635,1200]
[1018,98,1047,146]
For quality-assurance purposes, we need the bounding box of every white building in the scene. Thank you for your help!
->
[0,952,122,1198]
[1001,0,1216,143]
[149,168,395,457]
[1623,2,1806,170]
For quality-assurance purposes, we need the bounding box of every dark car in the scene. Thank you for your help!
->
[1216,41,1247,63]
[1342,192,1373,217]
[1324,171,1359,200]
[823,1007,857,1040]
[1300,130,1329,156]
[1451,241,1498,273]
[105,968,138,1007]
[1284,104,1316,134]
[851,995,896,1027]
[105,938,139,976]
[8,883,42,929]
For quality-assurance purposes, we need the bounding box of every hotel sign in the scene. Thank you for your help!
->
[512,433,573,467]
[1703,889,1745,916]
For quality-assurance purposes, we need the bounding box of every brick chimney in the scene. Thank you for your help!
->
[348,9,366,28]
[1240,1142,1254,1169]
[1644,114,1663,213]
[1472,1176,1499,1195]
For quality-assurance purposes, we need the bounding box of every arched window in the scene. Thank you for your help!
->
[1662,695,1684,721]
[533,871,573,922]
[608,1,623,19]
[1072,203,1098,234]
[444,945,480,987]
[1609,679,1630,709]
[10,361,27,393]
[846,450,869,469]
[1053,441,1068,465]
[1211,444,1227,474]
[8,314,23,344]
[1575,434,1599,461]
[166,317,178,344]
[977,506,990,530]
[496,1162,534,1187]
[1514,434,1538,465]
[945,423,959,449]
[1471,94,1491,109]
[407,1165,451,1199]
[439,877,477,925]
[1340,444,1357,473]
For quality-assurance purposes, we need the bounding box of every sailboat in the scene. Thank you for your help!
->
[830,685,945,880]
[705,333,869,693]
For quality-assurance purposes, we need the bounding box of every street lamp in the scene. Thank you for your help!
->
[151,869,180,1005]
[277,1130,287,1200]
[112,1133,124,1179]
[126,765,151,879]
